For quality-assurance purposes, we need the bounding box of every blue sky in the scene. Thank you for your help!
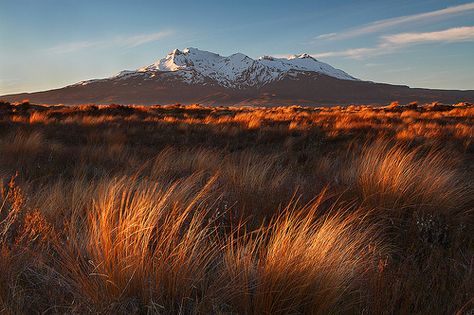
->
[0,0,473,94]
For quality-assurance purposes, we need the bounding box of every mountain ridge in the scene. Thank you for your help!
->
[2,48,474,106]
[73,47,357,90]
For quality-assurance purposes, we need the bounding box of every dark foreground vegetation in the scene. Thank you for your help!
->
[0,100,473,314]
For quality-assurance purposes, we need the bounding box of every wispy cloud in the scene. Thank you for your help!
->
[47,30,174,54]
[119,32,174,47]
[316,2,474,40]
[312,26,474,59]
[315,32,337,40]
[48,41,98,54]
[383,26,474,44]
[312,47,385,59]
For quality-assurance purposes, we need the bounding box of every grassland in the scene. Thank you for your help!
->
[0,100,473,314]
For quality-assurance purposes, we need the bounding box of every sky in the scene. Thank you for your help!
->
[0,0,473,94]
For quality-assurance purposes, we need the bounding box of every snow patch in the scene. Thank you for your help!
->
[109,48,358,88]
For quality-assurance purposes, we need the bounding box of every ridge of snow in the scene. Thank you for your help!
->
[98,48,358,88]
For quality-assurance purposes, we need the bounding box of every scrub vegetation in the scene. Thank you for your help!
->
[0,100,473,314]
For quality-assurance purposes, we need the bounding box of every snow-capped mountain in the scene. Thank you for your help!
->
[3,48,474,106]
[79,48,357,89]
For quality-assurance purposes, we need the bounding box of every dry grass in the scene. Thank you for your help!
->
[0,100,472,314]
[351,141,470,217]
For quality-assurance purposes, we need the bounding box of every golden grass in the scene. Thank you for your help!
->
[0,101,472,313]
[352,141,470,215]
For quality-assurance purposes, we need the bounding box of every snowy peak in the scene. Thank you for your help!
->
[140,48,226,72]
[289,53,313,59]
[117,48,357,88]
[258,53,354,81]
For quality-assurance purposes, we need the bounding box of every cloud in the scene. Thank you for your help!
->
[118,31,174,47]
[316,32,337,40]
[312,26,474,59]
[383,26,474,44]
[316,2,474,40]
[47,30,173,54]
[311,45,385,59]
[47,41,97,54]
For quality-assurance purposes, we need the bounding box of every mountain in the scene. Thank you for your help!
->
[2,48,474,106]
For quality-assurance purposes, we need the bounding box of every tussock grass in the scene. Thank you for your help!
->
[0,101,472,314]
[57,175,221,313]
[220,201,382,315]
[352,141,471,216]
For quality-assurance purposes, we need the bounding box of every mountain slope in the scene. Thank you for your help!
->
[2,48,474,106]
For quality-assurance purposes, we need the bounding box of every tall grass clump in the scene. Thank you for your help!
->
[350,141,472,219]
[56,174,222,313]
[346,141,474,314]
[219,199,383,315]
